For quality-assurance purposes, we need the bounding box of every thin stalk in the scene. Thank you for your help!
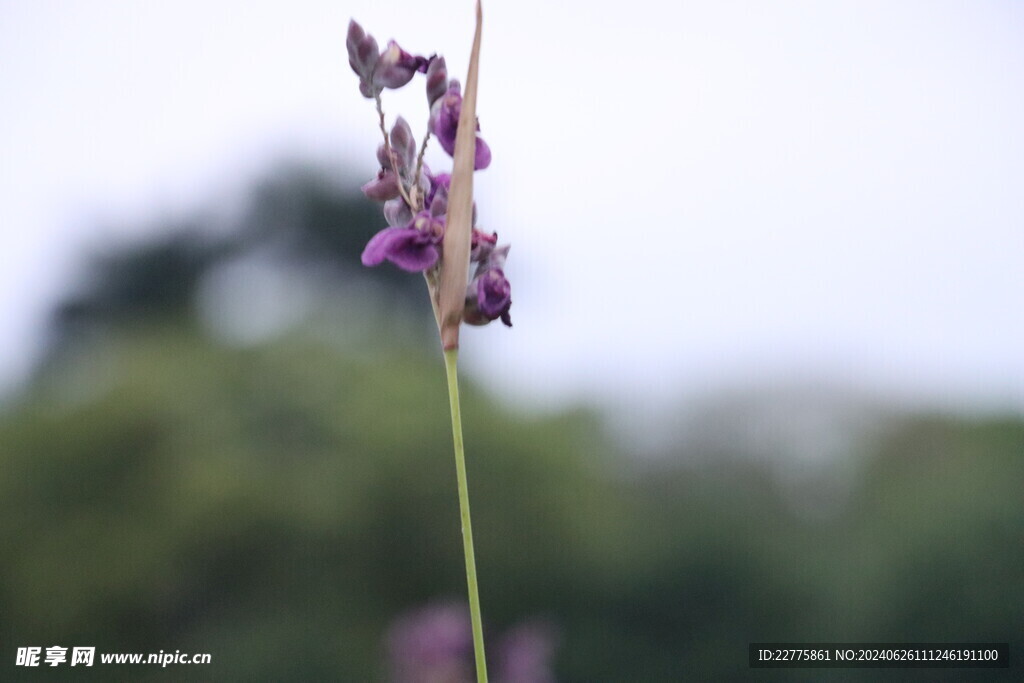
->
[374,92,415,209]
[412,129,432,209]
[443,347,488,683]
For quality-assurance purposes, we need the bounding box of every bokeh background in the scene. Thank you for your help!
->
[1,1,1022,680]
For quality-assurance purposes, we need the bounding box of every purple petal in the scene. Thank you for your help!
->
[428,172,451,198]
[430,82,492,171]
[373,40,424,90]
[383,198,412,227]
[473,137,492,170]
[431,86,461,157]
[361,227,405,266]
[360,225,440,272]
[373,65,415,90]
[388,240,439,272]
[463,267,512,327]
[361,171,400,201]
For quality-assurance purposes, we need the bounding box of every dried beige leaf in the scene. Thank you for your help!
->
[438,0,483,351]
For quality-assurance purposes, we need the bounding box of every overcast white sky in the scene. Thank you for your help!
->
[1,0,1022,413]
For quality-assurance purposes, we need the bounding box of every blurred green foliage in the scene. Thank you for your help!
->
[1,326,611,681]
[1,166,1021,681]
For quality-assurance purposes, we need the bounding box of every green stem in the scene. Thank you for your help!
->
[443,347,488,683]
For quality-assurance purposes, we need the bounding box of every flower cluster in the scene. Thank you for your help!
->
[347,20,511,328]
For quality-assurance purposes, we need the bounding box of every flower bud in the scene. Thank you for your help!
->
[389,116,417,172]
[426,56,449,108]
[347,20,381,98]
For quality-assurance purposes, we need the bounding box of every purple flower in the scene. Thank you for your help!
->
[386,602,558,683]
[464,244,511,326]
[477,269,512,325]
[388,603,473,683]
[494,621,558,683]
[347,20,381,99]
[361,211,444,272]
[431,81,492,170]
[464,268,511,327]
[374,40,429,90]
